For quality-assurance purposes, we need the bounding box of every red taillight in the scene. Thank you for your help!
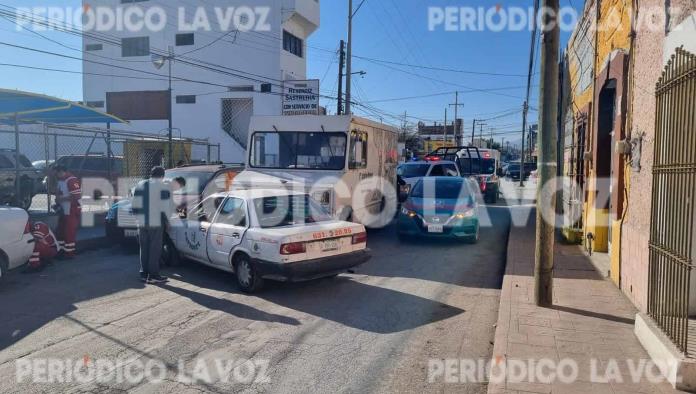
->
[24,220,31,234]
[352,232,367,245]
[424,156,441,162]
[280,242,306,255]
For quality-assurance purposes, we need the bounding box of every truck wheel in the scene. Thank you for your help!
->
[234,254,264,293]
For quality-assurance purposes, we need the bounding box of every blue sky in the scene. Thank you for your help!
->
[0,0,581,143]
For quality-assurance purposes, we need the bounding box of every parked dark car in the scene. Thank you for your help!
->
[0,149,43,210]
[505,162,537,181]
[46,155,123,198]
[105,163,245,244]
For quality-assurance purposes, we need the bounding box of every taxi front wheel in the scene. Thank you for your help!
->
[234,254,264,293]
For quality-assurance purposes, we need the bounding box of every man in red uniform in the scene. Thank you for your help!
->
[53,164,81,258]
[27,222,60,271]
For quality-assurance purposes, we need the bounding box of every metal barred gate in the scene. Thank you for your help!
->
[648,47,696,353]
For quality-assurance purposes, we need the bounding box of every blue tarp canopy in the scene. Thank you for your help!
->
[0,88,126,124]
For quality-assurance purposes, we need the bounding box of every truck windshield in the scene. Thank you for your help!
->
[250,131,347,170]
[254,194,333,228]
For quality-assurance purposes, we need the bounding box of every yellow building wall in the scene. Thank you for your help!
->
[586,0,631,285]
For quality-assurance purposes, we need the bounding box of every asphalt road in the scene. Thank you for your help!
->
[0,194,520,393]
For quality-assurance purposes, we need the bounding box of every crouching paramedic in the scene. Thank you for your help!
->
[53,164,82,258]
[27,222,60,271]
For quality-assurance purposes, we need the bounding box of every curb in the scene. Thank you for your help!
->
[487,208,533,394]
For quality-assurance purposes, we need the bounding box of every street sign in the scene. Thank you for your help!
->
[282,79,320,116]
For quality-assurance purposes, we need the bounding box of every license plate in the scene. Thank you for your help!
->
[321,240,340,252]
[124,229,138,238]
[427,225,444,233]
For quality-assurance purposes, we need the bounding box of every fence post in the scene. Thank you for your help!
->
[107,122,112,182]
[13,114,20,208]
[44,124,51,213]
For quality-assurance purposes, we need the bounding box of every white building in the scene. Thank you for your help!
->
[82,0,320,163]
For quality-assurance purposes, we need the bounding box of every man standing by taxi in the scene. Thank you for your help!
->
[132,166,170,284]
[53,164,81,258]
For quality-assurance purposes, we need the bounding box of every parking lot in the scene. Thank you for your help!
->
[0,185,528,394]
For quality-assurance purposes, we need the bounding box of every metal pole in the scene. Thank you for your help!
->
[337,40,345,115]
[14,114,20,208]
[106,122,112,182]
[444,107,448,146]
[534,0,560,307]
[520,101,527,187]
[471,119,476,146]
[167,51,173,169]
[454,92,459,145]
[345,0,353,115]
[207,143,211,163]
[44,124,50,213]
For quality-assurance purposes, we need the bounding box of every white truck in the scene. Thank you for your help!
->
[234,115,399,228]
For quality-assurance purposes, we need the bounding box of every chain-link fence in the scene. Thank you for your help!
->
[0,123,221,214]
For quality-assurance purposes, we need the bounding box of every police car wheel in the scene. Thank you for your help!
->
[234,254,264,293]
[161,236,181,267]
[0,254,7,282]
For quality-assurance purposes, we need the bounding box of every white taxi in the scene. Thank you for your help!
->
[164,189,371,292]
[0,207,35,281]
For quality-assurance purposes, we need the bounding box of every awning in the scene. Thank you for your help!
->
[0,88,126,124]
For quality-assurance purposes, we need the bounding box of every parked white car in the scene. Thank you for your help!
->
[0,207,34,280]
[164,189,371,292]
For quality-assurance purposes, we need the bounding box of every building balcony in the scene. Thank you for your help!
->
[282,0,320,34]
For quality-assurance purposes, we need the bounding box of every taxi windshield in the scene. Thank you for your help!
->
[254,194,332,228]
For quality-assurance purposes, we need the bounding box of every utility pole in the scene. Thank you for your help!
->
[444,107,448,146]
[337,40,345,115]
[478,123,486,148]
[345,0,353,114]
[521,0,540,185]
[534,0,560,307]
[449,92,463,146]
[520,102,527,186]
[449,92,465,146]
[471,119,476,146]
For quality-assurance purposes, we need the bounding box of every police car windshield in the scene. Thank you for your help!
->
[254,194,333,228]
[164,170,213,195]
[398,164,430,178]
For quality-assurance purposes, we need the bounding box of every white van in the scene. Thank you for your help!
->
[234,115,399,227]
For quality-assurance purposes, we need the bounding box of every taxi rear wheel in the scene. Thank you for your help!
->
[234,254,264,293]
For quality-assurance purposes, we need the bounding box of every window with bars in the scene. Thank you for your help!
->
[283,30,303,58]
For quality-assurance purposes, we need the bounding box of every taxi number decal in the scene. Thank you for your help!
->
[312,228,353,240]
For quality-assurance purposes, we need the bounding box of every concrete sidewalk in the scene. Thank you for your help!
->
[489,211,681,393]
